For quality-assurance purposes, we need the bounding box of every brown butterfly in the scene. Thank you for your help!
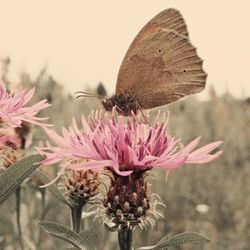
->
[76,8,207,115]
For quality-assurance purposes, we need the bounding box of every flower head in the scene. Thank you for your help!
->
[0,127,21,150]
[0,80,51,127]
[0,127,22,171]
[102,171,164,229]
[37,111,223,228]
[37,111,223,178]
[65,169,100,204]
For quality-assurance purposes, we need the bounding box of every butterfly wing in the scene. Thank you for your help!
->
[122,8,189,59]
[115,9,206,109]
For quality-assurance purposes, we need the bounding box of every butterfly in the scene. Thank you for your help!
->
[76,8,207,116]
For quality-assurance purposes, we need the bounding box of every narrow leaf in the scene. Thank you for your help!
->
[155,231,210,249]
[79,228,99,250]
[33,170,70,206]
[156,234,171,245]
[137,231,210,250]
[0,154,44,205]
[137,246,155,250]
[39,221,86,250]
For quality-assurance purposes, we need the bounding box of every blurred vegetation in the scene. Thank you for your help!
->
[0,58,249,250]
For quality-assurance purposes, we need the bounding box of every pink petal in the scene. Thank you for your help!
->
[190,141,223,156]
[39,165,67,188]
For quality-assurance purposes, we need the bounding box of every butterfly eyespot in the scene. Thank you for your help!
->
[183,70,186,72]
[158,49,161,53]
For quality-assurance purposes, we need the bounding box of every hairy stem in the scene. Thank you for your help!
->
[118,228,133,250]
[70,203,84,233]
[15,187,23,250]
[37,189,46,248]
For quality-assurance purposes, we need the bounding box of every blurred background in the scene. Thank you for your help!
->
[0,1,249,249]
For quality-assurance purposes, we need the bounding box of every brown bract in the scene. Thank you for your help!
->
[104,171,150,229]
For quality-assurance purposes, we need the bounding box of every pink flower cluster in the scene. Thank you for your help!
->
[0,81,51,127]
[37,112,222,179]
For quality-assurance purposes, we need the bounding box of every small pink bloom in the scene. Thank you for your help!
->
[0,80,51,127]
[37,112,223,180]
[0,127,21,150]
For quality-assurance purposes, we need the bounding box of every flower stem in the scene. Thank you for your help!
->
[70,203,84,233]
[37,189,46,248]
[118,228,133,250]
[15,187,23,250]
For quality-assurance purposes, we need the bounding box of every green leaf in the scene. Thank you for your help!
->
[39,221,86,250]
[0,154,44,205]
[137,231,210,250]
[33,170,71,206]
[155,231,210,249]
[78,228,99,250]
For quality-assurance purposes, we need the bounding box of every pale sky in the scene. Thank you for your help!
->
[0,0,249,99]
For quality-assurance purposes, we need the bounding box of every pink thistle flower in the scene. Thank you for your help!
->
[0,127,21,150]
[0,80,51,127]
[37,111,223,183]
[0,127,22,171]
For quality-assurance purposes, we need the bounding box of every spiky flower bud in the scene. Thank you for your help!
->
[65,169,99,205]
[0,146,19,172]
[104,171,151,229]
[0,125,29,173]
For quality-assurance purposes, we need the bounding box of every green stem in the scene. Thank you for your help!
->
[15,133,26,249]
[16,187,23,250]
[37,189,46,248]
[118,228,133,250]
[70,203,84,233]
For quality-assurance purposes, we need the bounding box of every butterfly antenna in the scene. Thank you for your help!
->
[74,91,107,99]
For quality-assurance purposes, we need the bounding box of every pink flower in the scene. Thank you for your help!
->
[0,80,51,127]
[0,127,21,150]
[37,112,223,181]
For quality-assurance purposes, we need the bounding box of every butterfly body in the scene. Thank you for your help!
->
[102,94,139,115]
